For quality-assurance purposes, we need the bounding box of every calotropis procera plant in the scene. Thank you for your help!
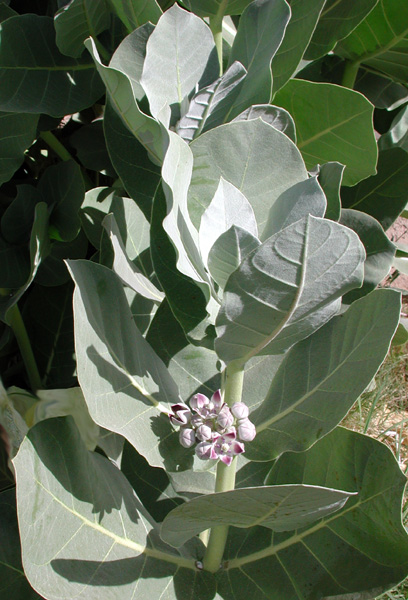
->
[1,0,408,599]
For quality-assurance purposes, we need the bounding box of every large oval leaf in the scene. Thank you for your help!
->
[215,215,365,363]
[0,15,104,116]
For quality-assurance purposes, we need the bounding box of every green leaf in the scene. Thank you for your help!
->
[243,427,408,599]
[355,70,408,110]
[109,22,155,102]
[199,178,258,268]
[305,0,379,60]
[67,259,186,470]
[150,185,208,335]
[85,37,164,163]
[208,226,260,290]
[35,230,88,287]
[246,289,401,461]
[215,215,365,363]
[121,441,184,523]
[0,203,50,325]
[141,4,217,127]
[271,0,326,95]
[0,488,42,599]
[38,160,85,242]
[0,112,39,185]
[188,119,308,237]
[161,484,354,548]
[54,0,111,58]
[181,0,253,17]
[0,15,104,116]
[13,417,214,600]
[380,104,408,152]
[176,61,247,142]
[336,0,408,83]
[232,103,296,142]
[70,119,115,176]
[274,79,378,186]
[392,318,408,346]
[1,185,41,244]
[226,0,291,119]
[146,299,221,401]
[340,209,396,303]
[103,100,161,219]
[23,282,77,389]
[108,0,161,32]
[341,148,408,230]
[261,176,326,240]
[318,161,344,221]
[102,213,164,301]
[0,4,16,21]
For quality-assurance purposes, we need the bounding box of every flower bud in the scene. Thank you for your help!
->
[231,402,249,420]
[179,427,196,448]
[196,424,212,441]
[237,418,256,442]
[217,405,234,430]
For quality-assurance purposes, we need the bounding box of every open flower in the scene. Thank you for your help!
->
[170,390,256,465]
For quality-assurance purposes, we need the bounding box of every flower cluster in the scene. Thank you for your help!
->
[169,390,256,466]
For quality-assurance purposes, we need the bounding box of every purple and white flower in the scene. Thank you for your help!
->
[169,390,256,465]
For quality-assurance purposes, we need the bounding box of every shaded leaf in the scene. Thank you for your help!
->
[340,209,395,303]
[247,289,401,461]
[0,488,42,599]
[1,185,41,244]
[103,100,161,220]
[54,0,111,58]
[341,148,408,230]
[108,0,161,32]
[336,0,408,83]
[0,112,39,186]
[67,259,187,470]
[35,229,88,287]
[70,119,115,175]
[181,0,253,17]
[226,0,291,119]
[215,215,365,363]
[161,484,354,548]
[13,417,213,600]
[0,15,104,116]
[318,161,345,221]
[274,79,378,186]
[305,0,379,60]
[379,104,408,152]
[176,61,247,142]
[355,70,408,110]
[23,282,76,389]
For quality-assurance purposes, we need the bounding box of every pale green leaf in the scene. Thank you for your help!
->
[274,79,378,186]
[67,259,186,470]
[247,289,401,461]
[226,0,291,119]
[232,104,296,142]
[141,4,217,126]
[161,484,354,548]
[188,119,308,237]
[215,215,365,363]
[13,417,214,600]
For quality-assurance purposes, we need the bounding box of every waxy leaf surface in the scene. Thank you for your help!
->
[215,215,365,363]
[247,289,401,460]
[275,79,378,186]
[161,484,354,548]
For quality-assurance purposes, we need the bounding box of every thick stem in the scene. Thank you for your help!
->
[40,131,73,162]
[209,0,228,76]
[7,304,42,392]
[202,361,244,572]
[341,60,359,89]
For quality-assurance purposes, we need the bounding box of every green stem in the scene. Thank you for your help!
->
[209,0,228,76]
[7,304,42,392]
[40,131,73,162]
[341,60,360,89]
[202,361,244,573]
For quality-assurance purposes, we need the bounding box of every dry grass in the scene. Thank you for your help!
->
[342,343,408,599]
